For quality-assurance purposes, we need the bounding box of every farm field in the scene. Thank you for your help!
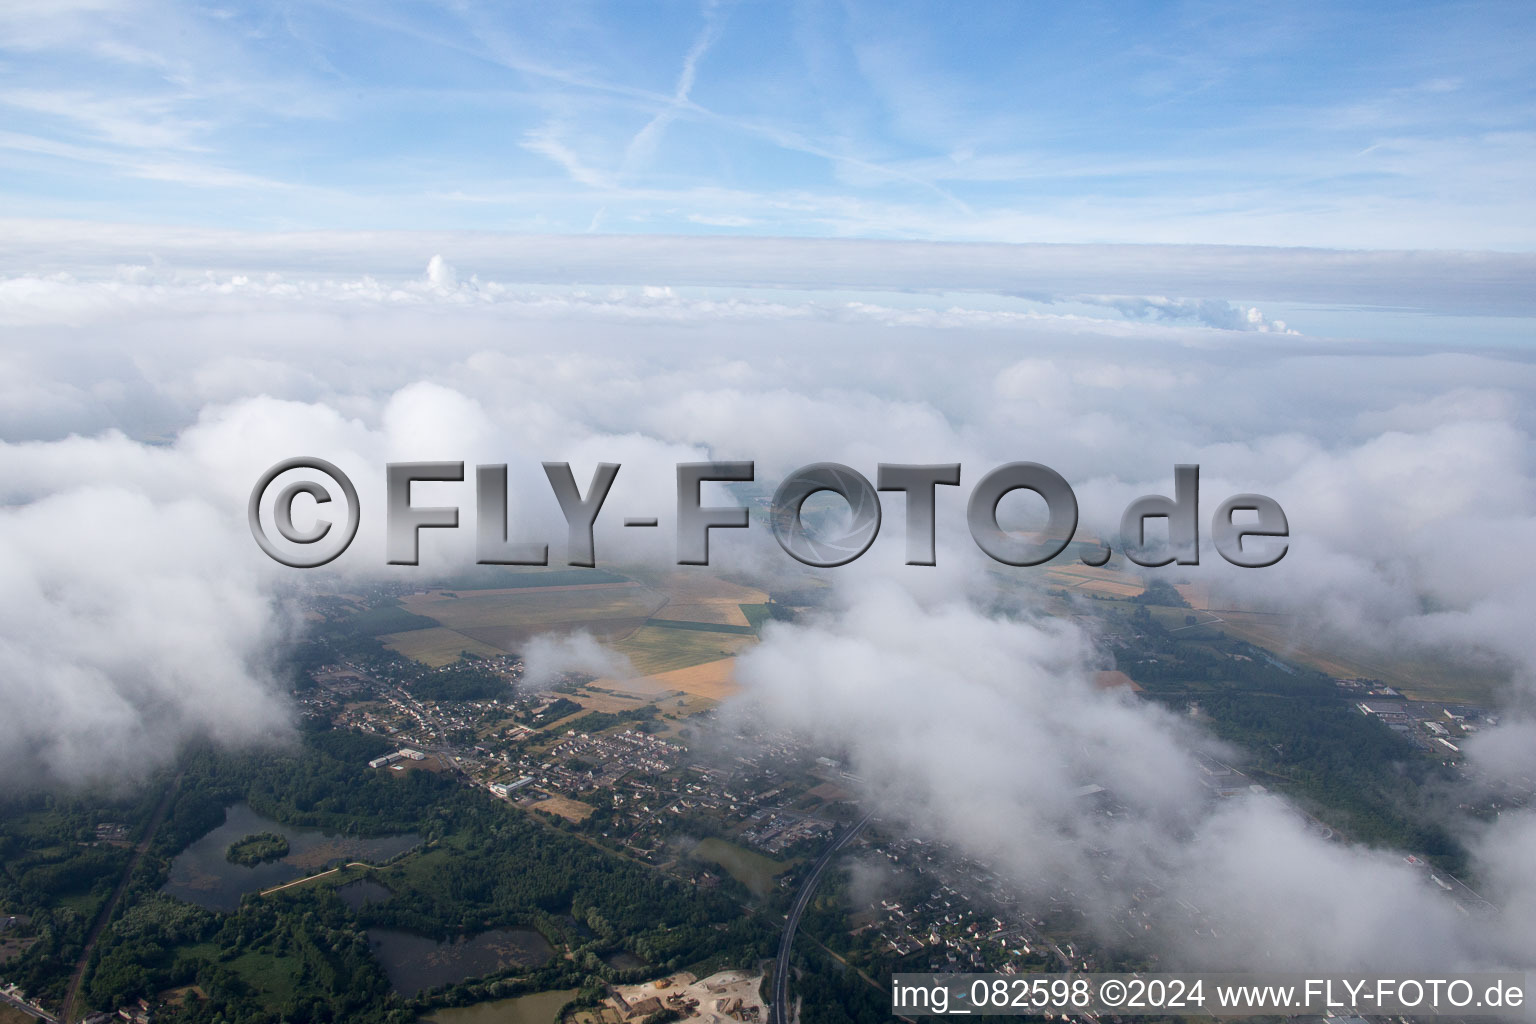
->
[524,791,594,823]
[349,571,772,684]
[644,658,741,701]
[380,626,505,666]
[1041,561,1145,597]
[622,570,769,627]
[567,686,658,713]
[398,583,666,651]
[610,625,757,676]
[1196,608,1504,703]
[1094,669,1143,692]
[1173,582,1211,609]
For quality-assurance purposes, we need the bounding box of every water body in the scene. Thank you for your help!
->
[162,803,420,912]
[423,988,578,1024]
[337,878,395,911]
[368,927,555,996]
[601,950,647,971]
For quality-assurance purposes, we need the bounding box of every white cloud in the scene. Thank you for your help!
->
[732,583,1532,974]
[520,632,636,691]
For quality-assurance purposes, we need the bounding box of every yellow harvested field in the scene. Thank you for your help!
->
[655,599,752,625]
[1042,563,1144,597]
[1174,583,1211,610]
[643,658,740,700]
[1074,579,1144,597]
[1046,562,1140,583]
[589,660,740,702]
[807,781,852,802]
[527,791,594,823]
[1094,669,1143,692]
[381,627,505,666]
[624,571,768,626]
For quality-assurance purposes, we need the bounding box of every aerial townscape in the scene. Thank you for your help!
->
[0,561,1522,1024]
[4,8,1535,1024]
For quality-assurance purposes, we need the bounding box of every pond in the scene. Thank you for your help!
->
[337,878,395,911]
[367,927,556,996]
[422,988,578,1024]
[601,950,648,971]
[161,803,421,912]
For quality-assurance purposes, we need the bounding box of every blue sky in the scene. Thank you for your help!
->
[2,0,1534,248]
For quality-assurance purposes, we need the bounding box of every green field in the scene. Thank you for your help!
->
[739,603,772,633]
[400,585,666,653]
[225,948,303,1006]
[610,626,757,676]
[643,618,757,636]
[429,568,630,591]
[333,603,441,637]
[690,838,788,898]
[1177,607,1508,703]
[381,626,507,667]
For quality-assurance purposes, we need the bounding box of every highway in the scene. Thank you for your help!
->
[769,811,872,1024]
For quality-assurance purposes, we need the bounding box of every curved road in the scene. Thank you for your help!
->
[770,812,872,1024]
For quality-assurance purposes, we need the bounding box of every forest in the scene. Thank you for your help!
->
[1,719,773,1023]
[1189,692,1465,869]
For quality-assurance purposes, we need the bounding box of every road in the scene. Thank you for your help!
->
[769,811,872,1024]
[58,772,182,1023]
[0,987,57,1023]
[256,862,375,897]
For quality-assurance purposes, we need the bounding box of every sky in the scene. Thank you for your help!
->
[2,0,1536,247]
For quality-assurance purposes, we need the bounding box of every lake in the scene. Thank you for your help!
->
[161,803,421,912]
[423,988,578,1024]
[367,927,556,996]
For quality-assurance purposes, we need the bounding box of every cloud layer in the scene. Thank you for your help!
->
[1,230,1533,981]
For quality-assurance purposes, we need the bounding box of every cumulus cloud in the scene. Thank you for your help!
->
[733,583,1534,975]
[0,485,291,789]
[1096,295,1296,333]
[519,631,636,691]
